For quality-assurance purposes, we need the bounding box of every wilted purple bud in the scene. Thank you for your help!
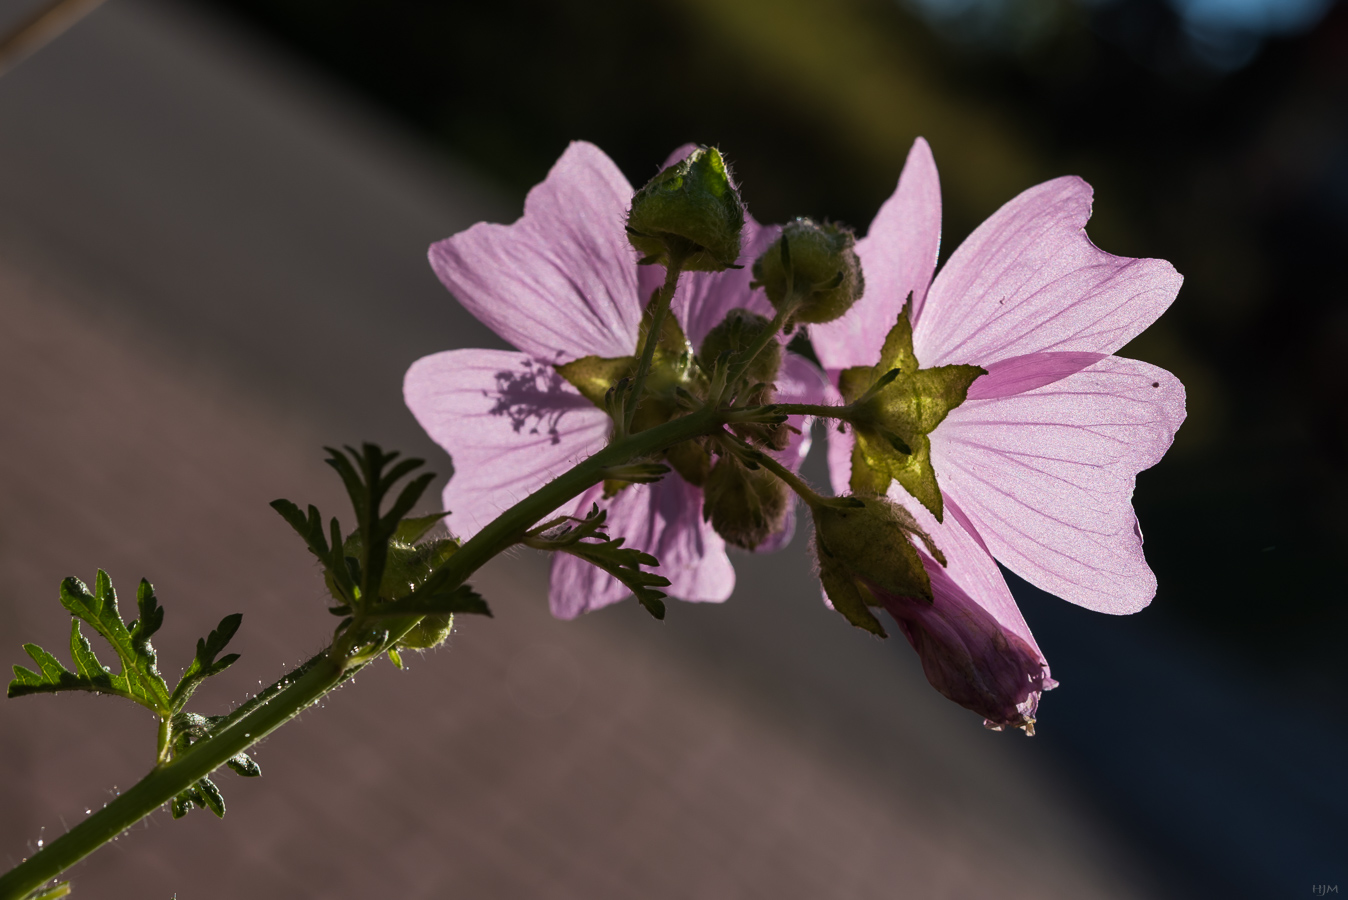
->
[813,495,1050,732]
[877,560,1051,732]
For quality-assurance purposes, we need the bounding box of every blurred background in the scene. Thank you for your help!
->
[0,0,1343,897]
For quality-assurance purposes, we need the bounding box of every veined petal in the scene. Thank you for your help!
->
[822,415,1043,662]
[915,176,1182,369]
[428,141,641,362]
[549,476,734,619]
[899,491,1046,670]
[404,349,610,539]
[820,420,1053,727]
[932,356,1186,614]
[967,351,1107,401]
[823,376,854,498]
[813,138,941,372]
[755,352,830,554]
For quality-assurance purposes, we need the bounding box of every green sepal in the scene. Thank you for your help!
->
[394,512,450,544]
[558,299,698,421]
[557,354,635,407]
[839,300,984,520]
[812,498,935,603]
[626,146,744,272]
[817,556,887,637]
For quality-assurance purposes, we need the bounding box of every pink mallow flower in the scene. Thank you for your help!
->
[405,142,825,619]
[811,138,1186,729]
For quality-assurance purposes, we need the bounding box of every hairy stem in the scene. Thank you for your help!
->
[0,405,724,900]
[771,402,853,420]
[728,435,830,509]
[719,286,808,404]
[622,256,685,436]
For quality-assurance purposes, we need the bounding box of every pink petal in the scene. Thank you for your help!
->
[812,138,942,372]
[428,141,641,362]
[548,476,734,619]
[899,492,1047,671]
[822,416,1042,660]
[914,177,1182,369]
[404,348,610,539]
[821,415,1054,707]
[967,351,1107,401]
[932,356,1186,614]
[754,353,830,554]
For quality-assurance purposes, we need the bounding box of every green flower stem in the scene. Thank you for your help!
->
[719,286,809,404]
[771,402,854,420]
[622,254,686,437]
[0,404,726,900]
[728,435,831,510]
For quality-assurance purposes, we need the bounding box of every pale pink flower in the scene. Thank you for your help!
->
[812,138,1186,727]
[405,142,825,619]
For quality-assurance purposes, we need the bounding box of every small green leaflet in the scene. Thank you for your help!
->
[9,573,172,713]
[168,613,243,714]
[7,572,245,718]
[171,775,226,819]
[525,506,671,619]
[7,571,256,820]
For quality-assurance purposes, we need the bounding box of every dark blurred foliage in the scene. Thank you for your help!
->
[202,0,1347,698]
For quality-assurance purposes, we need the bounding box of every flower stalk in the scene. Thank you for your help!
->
[620,253,686,438]
[0,403,726,900]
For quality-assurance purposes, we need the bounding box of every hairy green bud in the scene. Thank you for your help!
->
[398,613,454,650]
[627,146,745,272]
[703,456,790,550]
[325,534,459,605]
[666,439,712,486]
[698,308,783,386]
[752,218,864,325]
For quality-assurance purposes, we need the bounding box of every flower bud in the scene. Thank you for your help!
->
[698,309,783,386]
[880,572,1050,733]
[702,455,790,550]
[813,496,1050,732]
[627,146,745,272]
[752,218,863,325]
[325,534,458,605]
[666,439,712,486]
[398,613,454,651]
